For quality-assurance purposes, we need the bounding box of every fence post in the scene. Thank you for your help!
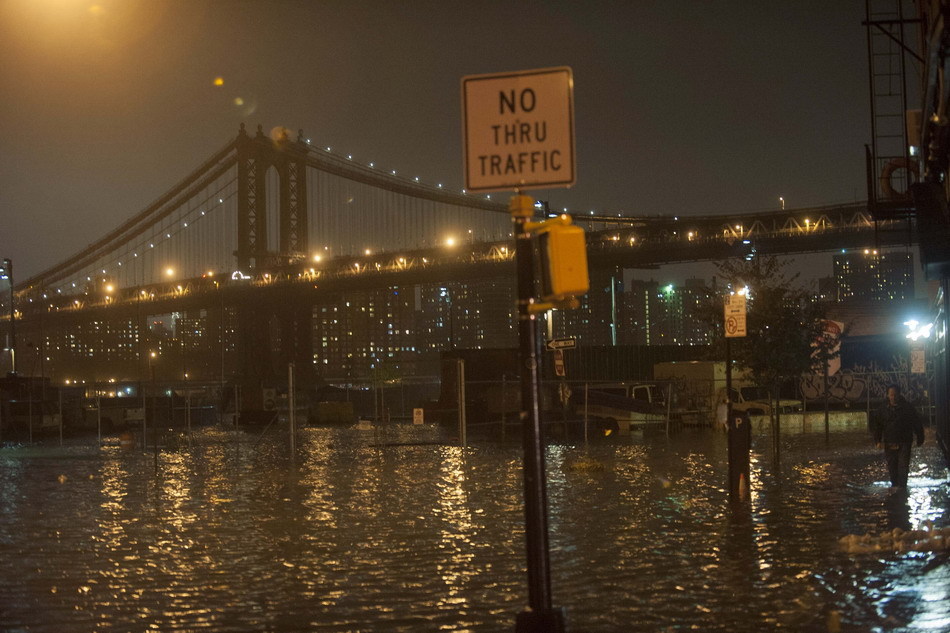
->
[665,382,672,437]
[457,358,466,448]
[288,363,296,458]
[501,374,507,443]
[583,382,589,449]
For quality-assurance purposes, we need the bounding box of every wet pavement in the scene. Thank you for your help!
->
[0,424,947,632]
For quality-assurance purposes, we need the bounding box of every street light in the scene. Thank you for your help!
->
[904,319,933,340]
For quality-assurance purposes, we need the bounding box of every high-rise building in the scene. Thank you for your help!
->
[418,278,516,352]
[313,285,418,379]
[619,279,661,345]
[551,268,622,345]
[678,278,715,345]
[833,250,914,302]
[621,277,714,346]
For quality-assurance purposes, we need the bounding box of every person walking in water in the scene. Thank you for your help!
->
[873,385,925,490]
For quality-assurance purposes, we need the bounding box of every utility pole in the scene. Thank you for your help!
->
[1,258,14,374]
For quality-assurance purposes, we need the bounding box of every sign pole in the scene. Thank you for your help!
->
[724,294,749,504]
[511,194,565,633]
[462,67,574,633]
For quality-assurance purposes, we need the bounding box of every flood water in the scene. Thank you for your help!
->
[1,423,948,632]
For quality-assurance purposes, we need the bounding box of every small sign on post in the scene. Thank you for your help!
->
[412,407,425,425]
[554,349,566,377]
[546,338,576,351]
[461,67,575,192]
[911,349,926,374]
[724,294,747,338]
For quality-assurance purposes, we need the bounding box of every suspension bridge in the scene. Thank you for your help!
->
[1,124,919,391]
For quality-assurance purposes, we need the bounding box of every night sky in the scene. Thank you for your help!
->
[0,1,870,282]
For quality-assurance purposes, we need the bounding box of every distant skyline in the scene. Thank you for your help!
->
[2,2,873,281]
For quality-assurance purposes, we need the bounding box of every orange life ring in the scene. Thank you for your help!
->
[880,157,919,200]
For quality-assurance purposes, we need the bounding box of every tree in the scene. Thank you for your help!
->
[717,257,827,390]
[711,256,835,456]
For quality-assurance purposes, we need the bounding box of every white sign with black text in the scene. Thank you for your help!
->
[461,67,575,192]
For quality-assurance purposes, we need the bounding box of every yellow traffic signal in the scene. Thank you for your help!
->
[535,217,589,302]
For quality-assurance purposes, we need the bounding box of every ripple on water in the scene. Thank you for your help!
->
[0,426,947,632]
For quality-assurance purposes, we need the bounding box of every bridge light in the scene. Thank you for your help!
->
[104,284,114,294]
[313,254,322,263]
[445,237,456,247]
[165,267,174,277]
[364,249,372,256]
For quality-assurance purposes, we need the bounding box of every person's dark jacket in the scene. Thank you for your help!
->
[874,397,925,446]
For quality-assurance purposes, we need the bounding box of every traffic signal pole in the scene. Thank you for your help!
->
[510,194,566,633]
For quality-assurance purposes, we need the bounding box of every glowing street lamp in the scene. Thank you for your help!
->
[904,319,933,340]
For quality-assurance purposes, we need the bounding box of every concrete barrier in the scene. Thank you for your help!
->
[748,411,868,435]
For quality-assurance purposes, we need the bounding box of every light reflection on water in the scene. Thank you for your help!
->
[0,426,947,632]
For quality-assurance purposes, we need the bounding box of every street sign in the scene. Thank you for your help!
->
[911,349,926,374]
[461,66,575,192]
[554,349,566,377]
[724,294,747,338]
[413,407,425,425]
[546,337,576,351]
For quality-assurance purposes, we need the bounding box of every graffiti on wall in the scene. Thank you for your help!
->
[798,355,931,405]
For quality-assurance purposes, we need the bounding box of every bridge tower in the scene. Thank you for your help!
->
[235,123,310,270]
[234,124,315,393]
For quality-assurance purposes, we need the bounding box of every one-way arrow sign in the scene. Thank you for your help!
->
[546,338,576,351]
